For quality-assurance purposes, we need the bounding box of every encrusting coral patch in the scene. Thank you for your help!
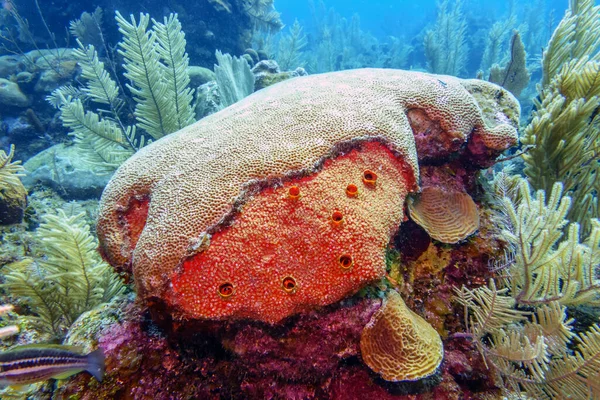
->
[171,142,411,322]
[97,68,518,325]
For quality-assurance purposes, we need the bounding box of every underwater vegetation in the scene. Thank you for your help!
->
[3,208,125,339]
[0,0,598,399]
[0,145,26,225]
[522,0,600,236]
[48,11,196,172]
[456,175,600,398]
[423,0,469,77]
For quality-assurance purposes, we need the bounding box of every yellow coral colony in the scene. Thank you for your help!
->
[521,0,600,234]
[360,290,443,381]
[500,179,600,306]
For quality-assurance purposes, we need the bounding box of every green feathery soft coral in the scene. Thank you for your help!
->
[116,11,194,139]
[74,40,123,111]
[463,156,600,398]
[0,145,27,225]
[49,11,195,172]
[277,20,308,71]
[116,11,173,139]
[152,14,196,131]
[423,0,469,76]
[48,39,139,173]
[57,95,136,173]
[3,209,125,339]
[0,145,25,202]
[540,0,600,87]
[479,15,516,74]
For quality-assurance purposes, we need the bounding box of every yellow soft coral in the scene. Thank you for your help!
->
[0,145,26,225]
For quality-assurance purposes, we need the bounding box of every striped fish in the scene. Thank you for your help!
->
[0,345,104,387]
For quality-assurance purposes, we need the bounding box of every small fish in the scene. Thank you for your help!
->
[0,345,104,387]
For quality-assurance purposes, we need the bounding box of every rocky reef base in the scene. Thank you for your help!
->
[56,297,497,400]
[55,220,504,400]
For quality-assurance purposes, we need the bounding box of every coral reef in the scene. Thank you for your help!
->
[4,1,599,398]
[96,69,518,326]
[39,198,506,398]
[173,141,411,323]
[54,294,496,399]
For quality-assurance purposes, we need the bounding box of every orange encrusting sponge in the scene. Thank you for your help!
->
[123,197,150,252]
[170,142,413,324]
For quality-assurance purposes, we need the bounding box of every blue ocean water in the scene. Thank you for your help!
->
[277,0,569,36]
[0,0,599,399]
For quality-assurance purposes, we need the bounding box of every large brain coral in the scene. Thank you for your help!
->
[97,69,518,324]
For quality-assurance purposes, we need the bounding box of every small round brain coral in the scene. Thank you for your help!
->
[407,186,480,243]
[360,290,443,382]
[96,68,518,324]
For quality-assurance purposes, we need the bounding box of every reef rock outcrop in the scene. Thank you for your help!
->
[97,68,519,325]
[0,78,30,108]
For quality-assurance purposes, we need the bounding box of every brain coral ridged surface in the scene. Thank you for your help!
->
[96,68,518,323]
[360,290,443,381]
